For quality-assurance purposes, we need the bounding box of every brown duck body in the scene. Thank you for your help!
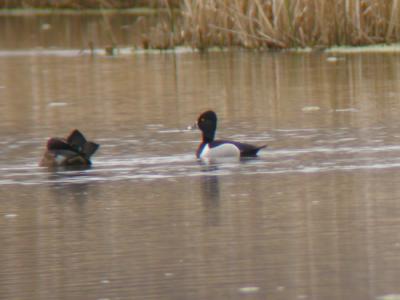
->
[40,129,99,167]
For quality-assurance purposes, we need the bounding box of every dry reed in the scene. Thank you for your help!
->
[143,0,400,49]
[5,0,400,49]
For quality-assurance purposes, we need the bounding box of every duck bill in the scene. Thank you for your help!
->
[188,122,198,130]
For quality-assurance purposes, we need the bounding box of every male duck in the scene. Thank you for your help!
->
[195,110,266,159]
[40,129,99,167]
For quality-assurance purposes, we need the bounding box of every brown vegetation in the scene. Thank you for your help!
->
[141,0,400,49]
[3,0,400,49]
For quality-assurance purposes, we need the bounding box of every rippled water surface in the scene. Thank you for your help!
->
[2,15,400,300]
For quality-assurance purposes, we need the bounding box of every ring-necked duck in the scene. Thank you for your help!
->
[195,110,266,159]
[40,129,99,167]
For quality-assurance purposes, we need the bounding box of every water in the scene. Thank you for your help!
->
[0,11,148,49]
[2,14,400,300]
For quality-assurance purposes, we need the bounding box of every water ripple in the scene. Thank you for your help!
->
[1,140,400,185]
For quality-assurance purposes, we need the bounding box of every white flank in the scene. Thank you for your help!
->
[55,155,66,165]
[200,143,240,160]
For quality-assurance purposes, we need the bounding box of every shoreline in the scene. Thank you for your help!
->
[2,5,400,52]
[2,45,400,57]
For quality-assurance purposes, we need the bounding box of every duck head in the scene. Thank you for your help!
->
[197,110,217,142]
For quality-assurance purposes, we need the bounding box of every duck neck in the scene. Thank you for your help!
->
[202,132,215,143]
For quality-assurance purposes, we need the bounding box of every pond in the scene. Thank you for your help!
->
[1,13,400,300]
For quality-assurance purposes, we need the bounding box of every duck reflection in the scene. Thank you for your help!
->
[46,167,95,207]
[200,165,221,226]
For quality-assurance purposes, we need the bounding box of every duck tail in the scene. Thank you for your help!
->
[82,142,100,158]
[258,144,268,151]
[244,144,267,157]
[253,144,267,156]
[67,129,99,158]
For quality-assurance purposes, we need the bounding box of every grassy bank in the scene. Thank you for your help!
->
[3,0,400,50]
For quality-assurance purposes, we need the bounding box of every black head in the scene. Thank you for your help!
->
[197,110,217,142]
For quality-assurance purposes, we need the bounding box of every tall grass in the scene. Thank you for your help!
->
[146,0,400,49]
[5,0,400,49]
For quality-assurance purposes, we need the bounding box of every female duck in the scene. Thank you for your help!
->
[40,129,99,167]
[195,110,266,160]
